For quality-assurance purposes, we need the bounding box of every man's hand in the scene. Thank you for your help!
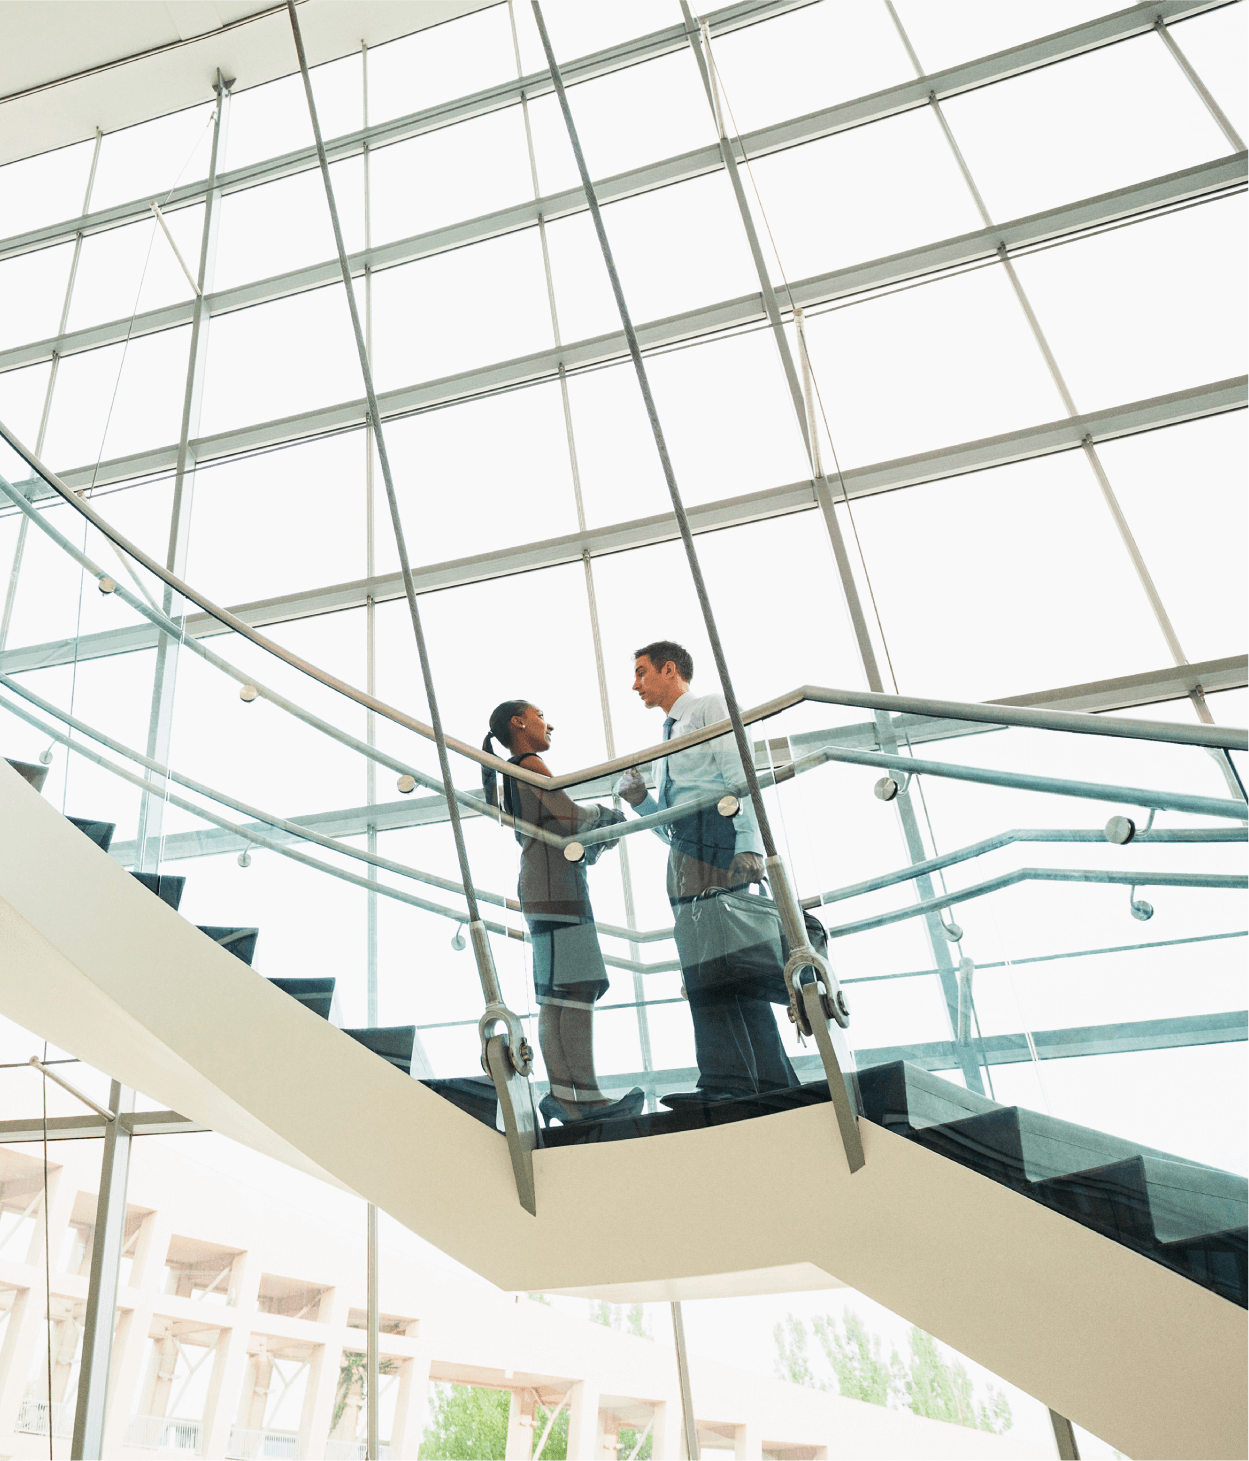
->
[730,852,765,885]
[615,767,648,807]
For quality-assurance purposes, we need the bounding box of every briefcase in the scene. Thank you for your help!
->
[673,883,790,1005]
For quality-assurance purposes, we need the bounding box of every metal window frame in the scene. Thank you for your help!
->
[0,0,1232,272]
[8,152,1242,497]
[2,377,1242,677]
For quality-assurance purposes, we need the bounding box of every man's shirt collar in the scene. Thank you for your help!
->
[666,690,695,724]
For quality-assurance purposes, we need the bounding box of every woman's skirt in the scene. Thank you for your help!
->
[528,916,609,1005]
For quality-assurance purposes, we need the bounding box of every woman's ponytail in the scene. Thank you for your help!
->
[483,699,532,810]
[481,729,499,807]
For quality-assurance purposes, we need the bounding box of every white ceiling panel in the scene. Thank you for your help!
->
[0,0,499,167]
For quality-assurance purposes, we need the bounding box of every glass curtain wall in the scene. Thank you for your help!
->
[0,1,1244,1168]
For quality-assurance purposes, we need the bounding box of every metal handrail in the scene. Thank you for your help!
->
[5,685,1243,981]
[824,867,1248,939]
[0,425,1244,803]
[810,826,1247,908]
[0,672,517,910]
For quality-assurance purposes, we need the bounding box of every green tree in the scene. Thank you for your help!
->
[531,1399,569,1460]
[617,1423,654,1459]
[773,1310,1012,1436]
[589,1301,653,1339]
[420,1382,511,1460]
[812,1311,905,1407]
[772,1315,821,1389]
[901,1328,1012,1434]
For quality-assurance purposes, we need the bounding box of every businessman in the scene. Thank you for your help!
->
[617,640,799,1105]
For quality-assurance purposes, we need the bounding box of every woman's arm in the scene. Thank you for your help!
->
[514,754,618,834]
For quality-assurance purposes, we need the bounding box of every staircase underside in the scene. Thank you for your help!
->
[1,761,1244,1461]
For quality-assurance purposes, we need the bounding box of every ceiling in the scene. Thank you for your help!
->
[0,0,499,168]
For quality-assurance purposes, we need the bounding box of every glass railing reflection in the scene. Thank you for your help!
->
[2,429,1246,1236]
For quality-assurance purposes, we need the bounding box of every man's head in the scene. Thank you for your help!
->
[633,640,693,713]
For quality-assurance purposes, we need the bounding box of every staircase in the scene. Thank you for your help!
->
[6,758,417,1077]
[857,1061,1247,1310]
[425,1056,1247,1310]
[2,751,1245,1461]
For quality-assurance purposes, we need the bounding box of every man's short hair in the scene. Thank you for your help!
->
[635,640,693,682]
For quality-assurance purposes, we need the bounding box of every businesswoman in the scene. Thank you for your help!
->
[483,700,643,1125]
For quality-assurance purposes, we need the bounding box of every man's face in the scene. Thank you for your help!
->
[632,656,669,709]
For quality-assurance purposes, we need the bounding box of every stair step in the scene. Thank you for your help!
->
[1034,1155,1248,1247]
[269,977,335,1021]
[345,1026,417,1076]
[68,816,116,852]
[6,759,49,793]
[197,927,259,966]
[858,1060,1000,1133]
[1156,1227,1247,1308]
[128,871,185,910]
[421,1076,499,1127]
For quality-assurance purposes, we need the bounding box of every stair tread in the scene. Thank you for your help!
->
[926,1107,1246,1201]
[345,1026,417,1076]
[67,816,116,852]
[128,871,185,910]
[197,926,259,967]
[5,758,48,794]
[1033,1154,1247,1244]
[268,977,334,1021]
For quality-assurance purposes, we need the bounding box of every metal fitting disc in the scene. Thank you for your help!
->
[396,774,416,794]
[1104,815,1136,844]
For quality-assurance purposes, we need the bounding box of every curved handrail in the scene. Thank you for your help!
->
[0,424,1244,799]
[5,679,1242,979]
[824,866,1248,940]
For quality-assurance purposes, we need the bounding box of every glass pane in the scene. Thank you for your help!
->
[90,102,217,213]
[545,171,760,339]
[708,1,913,136]
[0,136,96,235]
[382,381,582,569]
[839,450,1172,701]
[212,159,362,293]
[1170,4,1249,144]
[181,431,367,606]
[940,33,1231,223]
[1008,196,1247,415]
[365,107,533,250]
[367,229,551,391]
[890,0,1106,76]
[0,240,73,351]
[524,48,711,193]
[1093,412,1246,669]
[742,109,985,287]
[799,261,1067,467]
[0,361,52,445]
[199,287,360,438]
[365,6,518,127]
[510,0,679,73]
[41,326,192,469]
[65,205,205,331]
[224,53,361,174]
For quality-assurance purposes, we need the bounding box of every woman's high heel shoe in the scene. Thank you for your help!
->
[539,1088,646,1125]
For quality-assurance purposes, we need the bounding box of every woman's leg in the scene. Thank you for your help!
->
[557,983,610,1110]
[538,1002,576,1108]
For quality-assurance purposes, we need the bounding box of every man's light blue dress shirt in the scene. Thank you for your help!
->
[632,690,763,857]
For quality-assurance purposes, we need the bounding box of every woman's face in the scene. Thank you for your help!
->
[511,704,552,752]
